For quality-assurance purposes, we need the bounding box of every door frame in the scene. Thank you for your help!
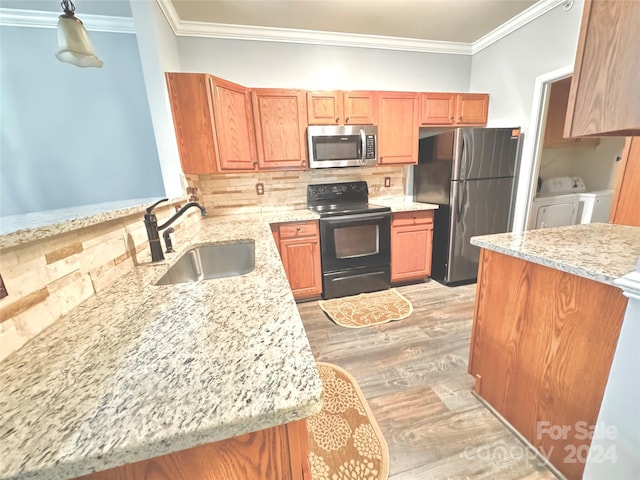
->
[511,64,573,232]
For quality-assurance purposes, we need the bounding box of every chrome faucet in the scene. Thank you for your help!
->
[144,198,207,262]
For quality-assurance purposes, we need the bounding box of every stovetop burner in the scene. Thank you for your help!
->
[309,202,391,217]
[307,181,391,217]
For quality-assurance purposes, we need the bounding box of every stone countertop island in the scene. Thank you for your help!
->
[0,211,322,480]
[471,222,640,286]
[468,222,640,480]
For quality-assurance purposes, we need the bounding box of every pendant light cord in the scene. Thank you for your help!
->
[60,0,76,16]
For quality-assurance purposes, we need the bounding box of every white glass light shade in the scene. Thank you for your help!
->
[55,15,103,68]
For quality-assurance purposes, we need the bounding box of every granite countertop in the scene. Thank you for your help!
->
[370,196,439,212]
[0,211,323,480]
[0,197,188,250]
[471,223,640,287]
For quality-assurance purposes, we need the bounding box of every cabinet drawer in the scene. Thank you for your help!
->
[279,221,318,239]
[392,210,434,227]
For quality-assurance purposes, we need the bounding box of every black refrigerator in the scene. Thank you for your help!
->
[413,128,523,285]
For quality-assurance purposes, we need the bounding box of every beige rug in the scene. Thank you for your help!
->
[318,288,413,328]
[307,362,389,480]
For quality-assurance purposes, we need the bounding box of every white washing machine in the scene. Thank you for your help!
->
[529,177,614,229]
[578,190,614,224]
[529,177,585,229]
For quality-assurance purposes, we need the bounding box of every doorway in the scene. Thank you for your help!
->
[512,65,625,232]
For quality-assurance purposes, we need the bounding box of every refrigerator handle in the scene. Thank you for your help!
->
[460,133,468,180]
[455,181,467,222]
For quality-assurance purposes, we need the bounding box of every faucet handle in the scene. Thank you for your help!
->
[146,198,169,214]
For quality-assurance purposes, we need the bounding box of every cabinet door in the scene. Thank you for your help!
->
[543,78,599,149]
[210,76,257,171]
[252,89,308,170]
[166,73,218,175]
[343,91,377,124]
[307,91,342,125]
[391,212,434,283]
[456,94,489,125]
[280,236,322,299]
[420,93,456,125]
[377,92,419,165]
[565,0,640,137]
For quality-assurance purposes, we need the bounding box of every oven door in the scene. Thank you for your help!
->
[319,212,391,273]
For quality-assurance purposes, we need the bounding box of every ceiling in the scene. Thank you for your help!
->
[169,0,539,44]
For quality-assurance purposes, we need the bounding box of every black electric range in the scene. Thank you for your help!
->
[307,181,391,299]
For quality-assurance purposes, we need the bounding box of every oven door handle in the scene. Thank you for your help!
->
[360,129,366,164]
[321,212,390,224]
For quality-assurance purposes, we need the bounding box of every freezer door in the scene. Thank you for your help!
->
[446,177,514,283]
[456,128,520,180]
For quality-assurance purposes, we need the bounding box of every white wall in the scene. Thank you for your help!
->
[538,138,626,192]
[0,25,164,216]
[130,0,184,198]
[177,38,471,91]
[470,1,585,231]
[470,1,584,130]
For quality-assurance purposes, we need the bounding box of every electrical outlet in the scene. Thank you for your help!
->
[0,274,8,299]
[384,177,391,188]
[256,183,264,195]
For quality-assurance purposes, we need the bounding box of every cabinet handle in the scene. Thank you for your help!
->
[253,162,257,167]
[412,215,417,220]
[313,240,318,244]
[345,117,350,123]
[459,116,463,121]
[301,160,307,167]
[450,116,454,121]
[296,226,301,231]
[335,117,339,123]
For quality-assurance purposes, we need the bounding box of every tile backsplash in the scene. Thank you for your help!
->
[186,165,406,215]
[0,202,201,361]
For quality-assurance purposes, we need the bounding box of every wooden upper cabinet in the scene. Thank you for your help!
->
[543,77,599,148]
[252,89,308,170]
[456,94,489,125]
[210,76,258,171]
[420,93,457,125]
[307,91,377,125]
[166,73,256,174]
[343,91,377,124]
[377,92,419,165]
[166,73,218,175]
[307,91,342,125]
[420,93,488,126]
[565,0,640,137]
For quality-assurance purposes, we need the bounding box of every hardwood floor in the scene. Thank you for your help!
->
[298,281,559,480]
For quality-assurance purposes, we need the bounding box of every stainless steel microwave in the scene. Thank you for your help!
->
[307,125,378,168]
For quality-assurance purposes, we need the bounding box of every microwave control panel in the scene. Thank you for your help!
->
[365,135,376,159]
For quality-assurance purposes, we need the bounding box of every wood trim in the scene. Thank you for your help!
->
[609,137,640,226]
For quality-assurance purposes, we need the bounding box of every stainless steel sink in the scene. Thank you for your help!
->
[155,240,255,285]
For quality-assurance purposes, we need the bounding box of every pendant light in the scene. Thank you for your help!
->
[55,0,103,68]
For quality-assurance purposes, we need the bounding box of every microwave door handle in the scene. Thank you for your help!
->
[360,129,366,164]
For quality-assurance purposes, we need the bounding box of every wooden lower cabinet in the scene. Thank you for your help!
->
[390,211,434,283]
[469,249,627,480]
[276,221,322,300]
[75,420,309,480]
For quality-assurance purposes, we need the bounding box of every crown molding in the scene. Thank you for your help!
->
[0,8,135,34]
[156,0,567,55]
[472,0,565,54]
